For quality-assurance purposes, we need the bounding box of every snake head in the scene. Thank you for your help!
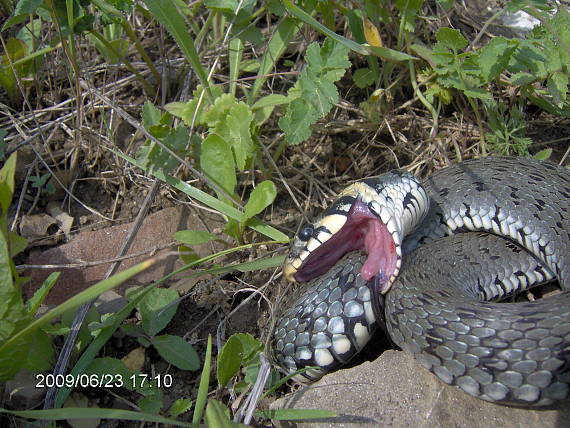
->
[283,174,420,294]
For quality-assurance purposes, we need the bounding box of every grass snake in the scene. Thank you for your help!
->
[273,156,570,406]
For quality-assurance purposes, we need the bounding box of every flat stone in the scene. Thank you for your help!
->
[271,350,569,427]
[24,206,224,304]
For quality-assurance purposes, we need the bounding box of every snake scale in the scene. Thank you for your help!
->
[273,156,570,406]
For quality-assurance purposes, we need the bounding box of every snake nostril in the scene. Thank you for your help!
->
[298,224,314,241]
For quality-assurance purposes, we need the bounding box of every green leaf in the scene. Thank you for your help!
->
[217,335,243,388]
[151,335,200,370]
[436,27,468,52]
[138,387,164,414]
[547,71,568,105]
[243,181,277,222]
[353,67,376,88]
[478,37,517,82]
[173,230,219,245]
[509,72,536,86]
[533,148,552,160]
[251,94,290,110]
[25,272,59,316]
[0,152,17,211]
[204,93,237,128]
[279,98,317,145]
[136,287,179,336]
[220,102,254,170]
[233,333,263,362]
[85,357,133,390]
[142,101,162,128]
[2,0,43,31]
[192,335,212,424]
[23,328,54,372]
[169,398,193,418]
[200,134,237,202]
[279,39,350,145]
[364,44,418,62]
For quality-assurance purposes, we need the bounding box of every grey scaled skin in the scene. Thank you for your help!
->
[273,157,570,406]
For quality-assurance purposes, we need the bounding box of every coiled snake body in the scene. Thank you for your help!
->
[273,157,570,406]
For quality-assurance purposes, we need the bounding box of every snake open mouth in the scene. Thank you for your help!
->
[294,198,397,286]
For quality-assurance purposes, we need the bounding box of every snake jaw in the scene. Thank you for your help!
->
[285,196,400,289]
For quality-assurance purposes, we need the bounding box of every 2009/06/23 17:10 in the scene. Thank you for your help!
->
[35,373,174,389]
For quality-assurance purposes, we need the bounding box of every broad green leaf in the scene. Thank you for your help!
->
[204,0,238,14]
[2,0,43,30]
[136,287,179,336]
[85,357,133,390]
[151,335,200,370]
[353,67,376,88]
[548,71,568,104]
[0,259,156,381]
[205,399,247,427]
[138,387,163,414]
[306,38,351,80]
[217,335,243,388]
[142,101,162,128]
[204,93,237,128]
[478,37,517,82]
[279,40,350,144]
[169,398,193,418]
[200,134,237,201]
[174,230,219,245]
[436,27,468,52]
[226,103,254,170]
[534,148,552,160]
[279,98,317,145]
[509,72,536,86]
[23,328,53,372]
[243,181,277,221]
[233,333,263,362]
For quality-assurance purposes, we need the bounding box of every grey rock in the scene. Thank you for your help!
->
[271,350,570,428]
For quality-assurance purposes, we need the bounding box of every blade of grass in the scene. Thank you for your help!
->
[281,0,368,55]
[54,279,159,407]
[229,37,243,96]
[0,407,195,427]
[248,17,299,103]
[256,408,337,421]
[0,258,156,355]
[192,334,212,425]
[111,149,289,242]
[142,0,213,101]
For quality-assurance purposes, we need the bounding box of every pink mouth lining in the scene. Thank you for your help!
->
[294,198,397,287]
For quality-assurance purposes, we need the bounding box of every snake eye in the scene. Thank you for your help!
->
[298,224,314,241]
